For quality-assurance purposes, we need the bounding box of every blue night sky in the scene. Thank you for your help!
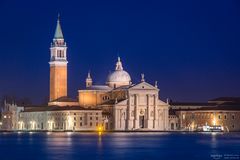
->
[0,0,240,104]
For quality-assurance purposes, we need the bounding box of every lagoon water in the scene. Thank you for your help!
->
[0,132,239,160]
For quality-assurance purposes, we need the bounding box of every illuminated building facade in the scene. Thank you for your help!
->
[18,107,102,131]
[0,101,24,130]
[175,109,240,132]
[77,58,169,130]
[1,17,239,132]
[1,16,169,131]
[169,98,240,131]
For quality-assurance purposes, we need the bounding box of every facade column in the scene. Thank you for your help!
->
[119,109,124,130]
[162,109,165,130]
[165,109,168,131]
[162,108,167,131]
[134,94,139,129]
[119,109,122,129]
[153,94,158,129]
[127,93,133,130]
[147,94,151,128]
[113,107,117,130]
[180,112,184,129]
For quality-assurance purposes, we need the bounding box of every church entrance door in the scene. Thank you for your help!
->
[139,116,144,128]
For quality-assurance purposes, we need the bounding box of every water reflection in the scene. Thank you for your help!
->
[45,132,73,160]
[0,132,239,160]
[210,132,218,149]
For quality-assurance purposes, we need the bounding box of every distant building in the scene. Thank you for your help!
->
[168,109,179,131]
[169,99,240,131]
[0,101,24,130]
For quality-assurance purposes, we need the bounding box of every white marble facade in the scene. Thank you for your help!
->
[105,82,169,131]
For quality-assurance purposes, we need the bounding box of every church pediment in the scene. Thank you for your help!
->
[129,82,159,91]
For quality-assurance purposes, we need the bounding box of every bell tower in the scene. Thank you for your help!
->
[49,15,68,101]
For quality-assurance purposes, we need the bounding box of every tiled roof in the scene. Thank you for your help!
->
[113,84,135,90]
[50,97,78,102]
[208,97,240,102]
[23,106,101,112]
[169,102,212,106]
[174,104,240,111]
[101,99,126,105]
[84,85,112,91]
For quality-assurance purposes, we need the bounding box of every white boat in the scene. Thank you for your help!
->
[202,125,224,132]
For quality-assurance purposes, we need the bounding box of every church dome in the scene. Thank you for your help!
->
[106,57,131,88]
[107,70,131,83]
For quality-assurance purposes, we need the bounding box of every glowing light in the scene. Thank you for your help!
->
[97,126,103,136]
[67,115,73,130]
[47,132,52,135]
[98,126,103,132]
[190,121,195,131]
[3,115,7,119]
[221,126,224,131]
[18,121,24,130]
[30,121,36,130]
[212,118,216,126]
[48,120,54,130]
[67,132,72,136]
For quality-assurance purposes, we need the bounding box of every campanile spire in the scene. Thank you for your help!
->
[54,14,64,39]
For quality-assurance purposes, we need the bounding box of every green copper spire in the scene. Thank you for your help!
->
[54,14,64,39]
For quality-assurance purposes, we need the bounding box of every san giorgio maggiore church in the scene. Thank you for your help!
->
[3,17,169,131]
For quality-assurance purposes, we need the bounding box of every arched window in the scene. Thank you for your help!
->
[57,50,64,58]
[60,51,64,58]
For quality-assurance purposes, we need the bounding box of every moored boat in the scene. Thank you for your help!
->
[202,125,224,132]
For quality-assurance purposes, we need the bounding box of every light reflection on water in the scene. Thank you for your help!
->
[45,132,74,160]
[0,132,239,160]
